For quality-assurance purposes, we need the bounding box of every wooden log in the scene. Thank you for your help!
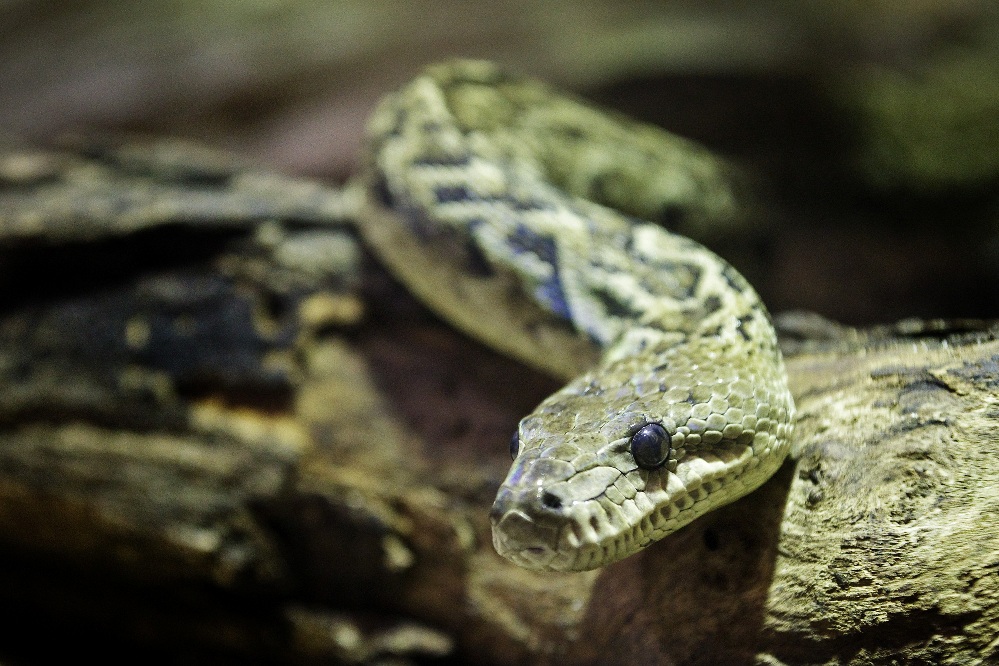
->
[0,141,995,664]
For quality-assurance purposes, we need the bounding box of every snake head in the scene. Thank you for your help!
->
[490,410,682,571]
[489,356,792,572]
[490,424,678,570]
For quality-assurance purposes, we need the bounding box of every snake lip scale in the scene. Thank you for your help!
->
[357,60,795,572]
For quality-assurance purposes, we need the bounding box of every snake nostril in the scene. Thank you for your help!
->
[541,491,562,510]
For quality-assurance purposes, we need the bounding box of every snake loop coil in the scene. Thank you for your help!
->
[357,60,794,571]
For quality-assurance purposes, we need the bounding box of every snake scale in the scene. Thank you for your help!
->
[355,60,794,572]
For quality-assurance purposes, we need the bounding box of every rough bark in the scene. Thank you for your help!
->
[0,142,996,665]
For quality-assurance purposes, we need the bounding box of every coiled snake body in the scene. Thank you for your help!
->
[357,61,794,572]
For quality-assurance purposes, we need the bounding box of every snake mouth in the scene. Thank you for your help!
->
[490,507,562,569]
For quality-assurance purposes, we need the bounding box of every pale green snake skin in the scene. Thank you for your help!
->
[356,60,794,572]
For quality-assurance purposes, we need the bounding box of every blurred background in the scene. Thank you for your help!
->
[2,0,999,324]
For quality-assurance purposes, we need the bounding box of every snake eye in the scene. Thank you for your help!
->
[509,431,520,460]
[630,423,671,469]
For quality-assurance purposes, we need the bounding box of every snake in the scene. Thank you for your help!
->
[355,60,794,572]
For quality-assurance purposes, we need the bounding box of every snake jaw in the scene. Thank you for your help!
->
[490,473,644,571]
